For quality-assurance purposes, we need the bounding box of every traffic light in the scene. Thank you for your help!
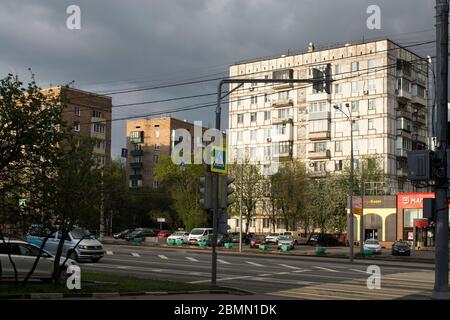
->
[199,175,212,209]
[312,63,332,94]
[220,175,235,209]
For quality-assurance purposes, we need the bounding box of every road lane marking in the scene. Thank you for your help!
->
[293,269,311,273]
[278,264,301,270]
[275,272,289,275]
[257,274,272,277]
[186,257,199,262]
[245,261,264,267]
[313,266,339,273]
[350,269,367,274]
[106,251,113,255]
[117,266,129,269]
[158,255,168,260]
[131,253,140,257]
[217,259,230,264]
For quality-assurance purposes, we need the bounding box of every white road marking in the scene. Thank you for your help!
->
[158,255,168,260]
[350,268,367,274]
[293,269,311,273]
[257,274,272,277]
[117,266,129,269]
[245,261,264,267]
[131,253,140,257]
[217,259,230,264]
[186,257,199,262]
[313,266,339,273]
[276,272,289,275]
[278,264,301,270]
[106,251,113,255]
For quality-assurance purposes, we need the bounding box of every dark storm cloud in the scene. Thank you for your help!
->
[0,0,435,156]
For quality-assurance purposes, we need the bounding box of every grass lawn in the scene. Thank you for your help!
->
[0,272,208,295]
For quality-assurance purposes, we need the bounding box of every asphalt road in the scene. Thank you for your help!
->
[80,244,439,300]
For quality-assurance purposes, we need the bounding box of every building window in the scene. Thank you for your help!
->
[314,142,327,152]
[154,143,160,150]
[278,91,289,100]
[153,181,160,189]
[313,161,326,172]
[352,139,359,151]
[154,130,160,138]
[351,61,359,73]
[335,160,343,171]
[368,59,376,72]
[237,113,244,124]
[351,81,359,93]
[310,119,329,132]
[263,218,270,229]
[368,99,376,111]
[335,141,342,152]
[276,124,286,135]
[351,120,359,132]
[251,95,258,105]
[368,119,375,130]
[250,129,257,141]
[96,140,105,149]
[250,112,257,122]
[264,110,271,121]
[250,218,256,228]
[92,110,102,118]
[237,131,243,142]
[279,141,290,154]
[334,64,341,75]
[130,179,138,188]
[278,108,289,119]
[335,121,343,133]
[368,79,376,91]
[237,98,244,108]
[73,122,80,132]
[334,83,342,93]
[368,138,376,150]
[264,146,271,158]
[351,101,359,112]
[309,101,328,113]
[264,128,271,140]
[153,155,159,163]
[74,106,80,116]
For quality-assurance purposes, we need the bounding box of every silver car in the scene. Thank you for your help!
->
[0,240,77,281]
[28,228,105,262]
[277,235,295,249]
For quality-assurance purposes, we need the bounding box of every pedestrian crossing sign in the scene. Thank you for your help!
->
[211,146,227,174]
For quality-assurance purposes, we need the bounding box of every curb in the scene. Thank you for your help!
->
[0,289,250,300]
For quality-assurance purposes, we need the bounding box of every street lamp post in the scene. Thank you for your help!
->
[334,103,354,262]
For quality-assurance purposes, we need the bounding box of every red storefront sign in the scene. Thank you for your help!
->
[414,220,429,227]
[397,192,434,209]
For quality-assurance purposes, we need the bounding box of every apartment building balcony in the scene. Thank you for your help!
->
[130,131,144,144]
[306,92,331,103]
[308,111,331,121]
[129,174,143,181]
[396,148,409,158]
[412,133,427,144]
[411,95,426,107]
[309,171,327,178]
[309,131,331,141]
[396,108,412,119]
[395,89,412,102]
[131,149,144,157]
[272,99,294,108]
[396,128,412,139]
[273,82,293,90]
[272,116,293,125]
[397,167,408,177]
[130,162,143,169]
[412,112,426,125]
[308,149,331,160]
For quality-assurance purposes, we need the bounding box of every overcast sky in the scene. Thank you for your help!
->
[0,0,435,158]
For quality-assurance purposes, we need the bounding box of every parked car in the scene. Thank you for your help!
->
[187,228,213,244]
[157,230,172,238]
[113,229,132,239]
[277,235,295,250]
[363,239,382,254]
[282,231,305,245]
[167,231,190,243]
[0,240,77,282]
[392,240,411,256]
[306,233,341,247]
[250,235,267,248]
[229,232,241,243]
[265,232,281,244]
[125,228,158,241]
[205,233,232,247]
[26,227,104,263]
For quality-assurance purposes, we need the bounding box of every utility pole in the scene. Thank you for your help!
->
[432,0,449,300]
[360,161,365,254]
[239,162,243,253]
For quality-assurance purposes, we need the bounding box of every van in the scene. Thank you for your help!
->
[188,228,213,244]
[282,231,304,244]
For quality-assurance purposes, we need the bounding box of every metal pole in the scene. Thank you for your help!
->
[432,0,449,300]
[349,113,354,262]
[360,161,365,254]
[99,170,105,241]
[239,162,243,253]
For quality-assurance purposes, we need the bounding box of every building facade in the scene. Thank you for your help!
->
[126,117,208,189]
[227,39,428,234]
[42,86,112,168]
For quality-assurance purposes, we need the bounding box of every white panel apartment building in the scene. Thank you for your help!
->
[227,39,428,233]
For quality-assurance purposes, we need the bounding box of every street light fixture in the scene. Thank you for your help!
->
[333,103,355,262]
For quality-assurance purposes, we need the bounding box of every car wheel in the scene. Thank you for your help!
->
[68,250,78,262]
[91,258,101,263]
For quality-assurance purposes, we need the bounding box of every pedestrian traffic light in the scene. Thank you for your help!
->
[220,175,235,209]
[199,175,212,209]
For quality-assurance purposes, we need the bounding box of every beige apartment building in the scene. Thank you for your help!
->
[42,86,112,167]
[126,117,210,188]
[227,39,428,234]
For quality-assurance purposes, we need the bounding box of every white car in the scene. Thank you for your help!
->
[187,228,213,244]
[265,232,281,244]
[277,235,295,249]
[0,240,77,281]
[167,231,190,243]
[363,239,382,254]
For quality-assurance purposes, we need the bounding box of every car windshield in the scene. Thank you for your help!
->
[269,233,279,236]
[173,232,184,236]
[190,229,205,235]
[253,235,265,240]
[365,240,379,245]
[278,236,292,240]
[396,241,410,246]
[71,229,94,240]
